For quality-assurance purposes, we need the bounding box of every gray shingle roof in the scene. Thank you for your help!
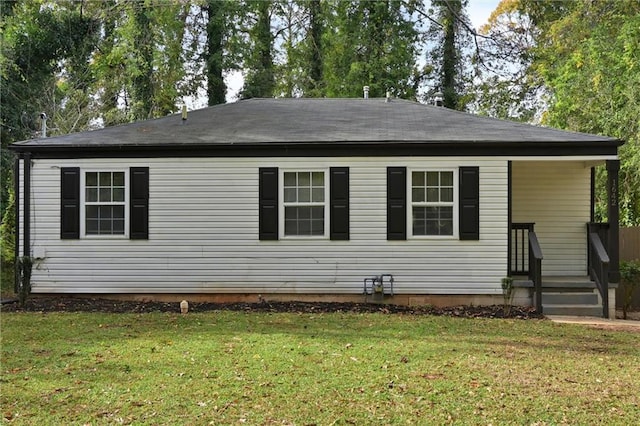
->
[11,97,620,149]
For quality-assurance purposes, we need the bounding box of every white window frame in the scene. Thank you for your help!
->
[408,168,458,239]
[279,169,329,239]
[80,169,129,238]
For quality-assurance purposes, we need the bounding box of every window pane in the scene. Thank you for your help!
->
[99,188,111,202]
[299,219,311,235]
[413,220,426,236]
[99,172,111,186]
[113,205,125,219]
[426,221,439,235]
[100,205,112,219]
[284,188,296,203]
[113,219,125,234]
[412,172,425,187]
[440,220,453,235]
[426,188,439,202]
[298,188,310,202]
[113,172,125,186]
[441,171,453,186]
[312,188,324,202]
[311,206,324,220]
[426,206,439,219]
[100,219,112,233]
[426,172,439,186]
[86,205,98,219]
[441,188,453,202]
[412,188,424,203]
[298,206,311,219]
[311,219,324,235]
[86,188,98,202]
[285,207,296,220]
[285,220,297,235]
[86,219,98,234]
[284,172,296,187]
[86,172,98,186]
[440,206,453,219]
[113,188,125,202]
[312,172,324,186]
[413,206,425,220]
[298,172,310,186]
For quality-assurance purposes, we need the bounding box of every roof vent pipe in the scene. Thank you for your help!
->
[386,91,391,102]
[40,112,47,138]
[363,86,370,99]
[181,104,187,123]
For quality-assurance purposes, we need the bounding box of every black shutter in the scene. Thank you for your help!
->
[130,167,149,239]
[330,167,349,240]
[259,167,278,240]
[60,167,80,239]
[459,166,480,240]
[387,167,406,240]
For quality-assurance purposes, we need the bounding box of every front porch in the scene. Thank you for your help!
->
[508,159,620,318]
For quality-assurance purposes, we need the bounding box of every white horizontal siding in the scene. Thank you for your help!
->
[24,157,508,295]
[512,161,590,276]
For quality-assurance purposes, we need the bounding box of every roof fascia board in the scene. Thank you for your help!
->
[9,140,622,159]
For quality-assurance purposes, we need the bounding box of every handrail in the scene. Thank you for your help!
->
[589,233,610,264]
[528,231,543,314]
[528,231,543,261]
[511,222,535,275]
[588,231,610,318]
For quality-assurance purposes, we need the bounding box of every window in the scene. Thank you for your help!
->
[411,171,455,236]
[84,171,127,236]
[259,167,349,241]
[60,167,149,240]
[387,167,478,241]
[283,171,326,237]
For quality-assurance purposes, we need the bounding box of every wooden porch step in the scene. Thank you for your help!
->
[541,276,596,290]
[542,292,599,305]
[542,305,604,317]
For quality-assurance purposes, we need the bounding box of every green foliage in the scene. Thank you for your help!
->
[205,0,226,105]
[620,260,640,319]
[0,175,16,265]
[323,1,420,99]
[240,0,275,99]
[475,0,640,224]
[528,0,640,225]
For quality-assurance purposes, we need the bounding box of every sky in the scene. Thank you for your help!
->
[219,0,501,103]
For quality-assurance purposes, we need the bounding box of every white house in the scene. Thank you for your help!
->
[9,98,623,317]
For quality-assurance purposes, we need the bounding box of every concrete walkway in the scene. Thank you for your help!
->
[546,315,640,329]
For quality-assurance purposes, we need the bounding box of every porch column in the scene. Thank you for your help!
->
[607,159,620,283]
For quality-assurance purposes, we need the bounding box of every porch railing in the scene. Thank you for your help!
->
[528,231,544,314]
[510,223,535,275]
[587,223,610,318]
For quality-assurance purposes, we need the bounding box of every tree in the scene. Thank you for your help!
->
[205,0,226,105]
[529,0,640,225]
[471,0,543,121]
[240,0,275,98]
[323,0,420,99]
[479,0,640,224]
[424,0,473,110]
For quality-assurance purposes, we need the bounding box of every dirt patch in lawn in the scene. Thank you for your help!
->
[1,296,544,319]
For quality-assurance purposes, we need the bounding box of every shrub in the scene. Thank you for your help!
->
[620,260,640,319]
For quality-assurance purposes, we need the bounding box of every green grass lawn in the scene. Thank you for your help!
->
[1,311,639,425]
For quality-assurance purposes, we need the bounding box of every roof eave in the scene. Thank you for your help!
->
[9,139,623,159]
